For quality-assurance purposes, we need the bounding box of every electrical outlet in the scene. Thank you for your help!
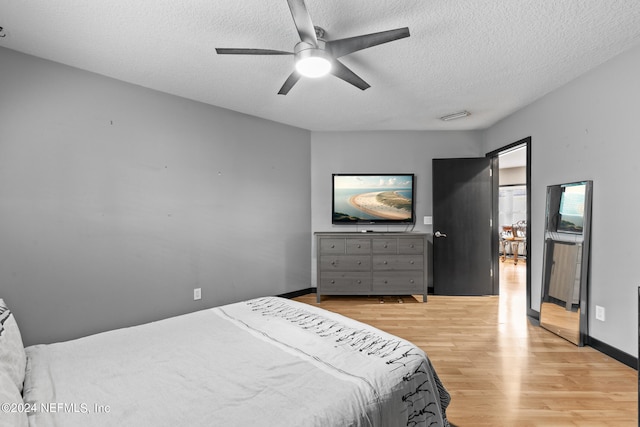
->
[595,305,605,321]
[193,288,201,301]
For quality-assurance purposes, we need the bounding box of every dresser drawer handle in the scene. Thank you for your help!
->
[357,244,361,248]
[410,279,415,284]
[330,244,335,248]
[384,280,388,284]
[410,244,415,248]
[357,261,361,265]
[330,261,336,265]
[356,280,361,284]
[330,280,335,284]
[383,244,388,248]
[383,261,388,264]
[410,260,414,264]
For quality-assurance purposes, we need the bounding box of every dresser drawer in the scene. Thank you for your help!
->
[372,238,398,254]
[320,255,371,271]
[319,272,371,293]
[372,272,424,293]
[398,238,424,254]
[346,238,371,254]
[319,238,345,254]
[372,255,423,270]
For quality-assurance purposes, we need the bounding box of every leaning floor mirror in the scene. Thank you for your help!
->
[540,180,593,346]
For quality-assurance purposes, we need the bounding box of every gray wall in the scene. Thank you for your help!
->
[310,130,484,286]
[0,48,312,346]
[483,44,640,356]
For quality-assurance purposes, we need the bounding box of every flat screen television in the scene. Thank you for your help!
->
[332,174,415,225]
[557,182,587,234]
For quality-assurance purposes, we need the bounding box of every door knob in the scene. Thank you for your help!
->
[434,231,447,238]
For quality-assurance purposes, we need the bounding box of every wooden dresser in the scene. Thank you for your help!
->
[315,232,427,303]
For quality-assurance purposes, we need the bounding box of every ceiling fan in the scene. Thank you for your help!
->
[215,0,410,95]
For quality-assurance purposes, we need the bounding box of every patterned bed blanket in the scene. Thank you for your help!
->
[23,297,450,426]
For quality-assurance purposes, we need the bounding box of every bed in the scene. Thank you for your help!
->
[1,296,451,427]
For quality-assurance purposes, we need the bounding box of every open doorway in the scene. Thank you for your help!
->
[487,137,533,318]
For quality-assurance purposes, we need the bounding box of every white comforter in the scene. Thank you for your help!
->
[22,297,450,426]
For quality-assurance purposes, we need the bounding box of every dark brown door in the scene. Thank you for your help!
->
[432,157,495,295]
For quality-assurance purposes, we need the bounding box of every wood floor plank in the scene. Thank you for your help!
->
[294,261,637,426]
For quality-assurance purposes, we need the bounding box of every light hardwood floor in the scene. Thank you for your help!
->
[295,261,637,426]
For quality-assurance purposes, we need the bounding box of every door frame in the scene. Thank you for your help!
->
[486,137,535,319]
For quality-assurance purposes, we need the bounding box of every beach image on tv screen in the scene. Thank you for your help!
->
[333,175,413,222]
[558,184,585,233]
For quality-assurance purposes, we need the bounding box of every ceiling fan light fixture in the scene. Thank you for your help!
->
[440,110,471,121]
[295,49,332,78]
[216,1,410,94]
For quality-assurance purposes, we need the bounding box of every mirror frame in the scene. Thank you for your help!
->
[540,180,593,346]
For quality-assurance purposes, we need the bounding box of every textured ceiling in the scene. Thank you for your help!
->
[1,1,640,131]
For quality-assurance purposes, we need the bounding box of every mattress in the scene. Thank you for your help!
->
[22,296,450,426]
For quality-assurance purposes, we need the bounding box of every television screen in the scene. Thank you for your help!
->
[332,174,415,224]
[557,182,586,234]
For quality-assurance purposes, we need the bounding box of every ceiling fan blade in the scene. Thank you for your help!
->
[326,27,410,58]
[215,48,293,55]
[286,0,318,46]
[278,71,302,95]
[330,59,370,91]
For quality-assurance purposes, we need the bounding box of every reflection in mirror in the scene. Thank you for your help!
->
[540,181,592,346]
[540,241,581,344]
[540,301,580,344]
